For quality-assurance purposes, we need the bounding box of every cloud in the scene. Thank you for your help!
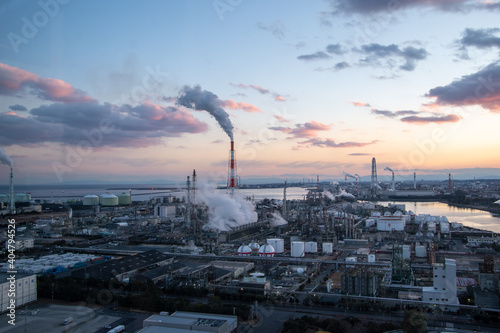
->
[400,114,461,124]
[358,43,428,71]
[0,63,95,103]
[0,102,208,147]
[371,109,421,118]
[211,139,224,144]
[273,115,290,123]
[229,82,286,102]
[297,51,331,61]
[299,138,379,148]
[352,101,371,107]
[9,104,27,111]
[221,99,262,113]
[326,43,345,55]
[349,153,370,156]
[426,61,500,112]
[460,28,500,49]
[330,0,471,14]
[269,120,332,138]
[258,20,286,39]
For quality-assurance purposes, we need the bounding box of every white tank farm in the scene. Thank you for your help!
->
[118,192,132,205]
[368,254,376,263]
[83,194,99,206]
[415,245,427,257]
[237,245,252,256]
[427,222,436,232]
[291,241,305,258]
[258,244,275,257]
[305,241,318,253]
[322,242,333,254]
[100,193,118,206]
[266,238,284,254]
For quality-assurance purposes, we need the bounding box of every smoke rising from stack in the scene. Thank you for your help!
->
[0,147,13,168]
[270,212,287,227]
[197,180,257,232]
[177,85,234,140]
[384,167,393,172]
[344,172,355,178]
[324,190,355,200]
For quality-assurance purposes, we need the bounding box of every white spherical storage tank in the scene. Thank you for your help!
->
[15,193,31,202]
[100,193,118,206]
[266,238,284,254]
[291,241,305,258]
[248,242,260,251]
[237,245,252,256]
[305,241,318,253]
[322,242,333,254]
[258,244,275,257]
[83,194,99,206]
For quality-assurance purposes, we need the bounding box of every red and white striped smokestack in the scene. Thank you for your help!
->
[228,141,238,195]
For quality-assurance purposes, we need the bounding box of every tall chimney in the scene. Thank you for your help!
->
[371,158,378,196]
[9,168,15,215]
[192,169,197,204]
[414,172,417,190]
[228,141,238,196]
[282,180,287,219]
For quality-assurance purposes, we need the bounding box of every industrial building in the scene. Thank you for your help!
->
[0,273,37,313]
[141,311,237,333]
[422,259,460,311]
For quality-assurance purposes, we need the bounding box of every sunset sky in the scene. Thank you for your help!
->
[1,0,500,185]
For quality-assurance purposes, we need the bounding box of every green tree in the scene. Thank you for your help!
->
[402,309,427,333]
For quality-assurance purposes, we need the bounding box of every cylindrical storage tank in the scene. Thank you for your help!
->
[15,193,31,202]
[83,194,99,206]
[415,245,427,258]
[322,242,333,254]
[266,238,284,254]
[0,193,9,203]
[368,254,376,263]
[248,242,260,252]
[100,193,118,206]
[258,244,275,257]
[402,245,411,259]
[305,241,318,253]
[237,245,252,256]
[118,192,132,205]
[291,241,305,258]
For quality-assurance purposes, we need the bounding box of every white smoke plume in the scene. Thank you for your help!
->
[324,189,355,200]
[0,146,13,168]
[197,180,257,232]
[270,212,287,227]
[384,167,394,173]
[177,85,234,140]
[344,172,355,178]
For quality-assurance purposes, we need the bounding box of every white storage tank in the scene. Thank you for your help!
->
[427,222,436,232]
[100,193,118,206]
[403,245,411,259]
[83,194,99,206]
[368,254,376,263]
[322,242,333,254]
[237,245,252,256]
[266,238,284,254]
[15,193,31,202]
[305,241,318,253]
[248,241,260,252]
[258,244,275,257]
[291,241,305,258]
[118,192,132,205]
[346,257,357,267]
[415,245,427,258]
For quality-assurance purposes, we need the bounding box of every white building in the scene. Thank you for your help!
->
[141,311,237,333]
[0,274,37,313]
[422,259,459,311]
[376,216,406,231]
[5,238,34,252]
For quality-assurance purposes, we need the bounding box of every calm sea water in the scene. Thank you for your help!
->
[374,201,500,233]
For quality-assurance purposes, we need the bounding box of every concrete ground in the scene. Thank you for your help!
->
[0,302,120,333]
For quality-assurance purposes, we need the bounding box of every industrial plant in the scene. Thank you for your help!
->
[1,99,500,332]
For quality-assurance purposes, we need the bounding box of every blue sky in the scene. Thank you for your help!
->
[1,0,500,185]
